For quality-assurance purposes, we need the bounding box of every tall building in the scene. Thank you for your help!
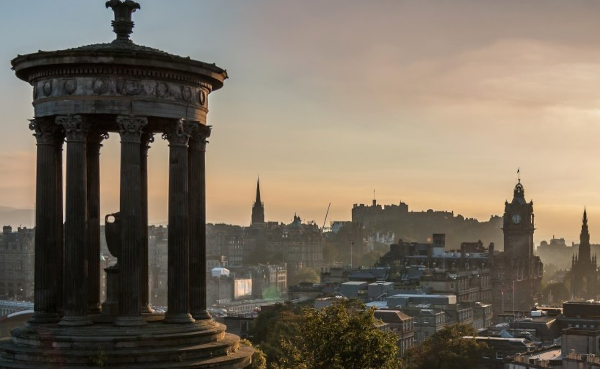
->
[491,180,543,315]
[0,226,34,301]
[251,177,265,225]
[571,209,598,300]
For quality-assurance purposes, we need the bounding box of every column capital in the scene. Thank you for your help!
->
[87,131,110,155]
[29,118,62,145]
[189,124,211,151]
[117,115,148,143]
[162,119,193,147]
[88,131,110,146]
[56,115,90,142]
[141,132,155,151]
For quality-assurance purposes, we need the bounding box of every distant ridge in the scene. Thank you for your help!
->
[0,206,34,228]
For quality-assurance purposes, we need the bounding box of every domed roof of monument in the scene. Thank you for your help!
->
[11,0,227,90]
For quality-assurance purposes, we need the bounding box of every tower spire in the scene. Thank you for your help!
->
[579,207,591,263]
[251,176,265,225]
[255,176,261,204]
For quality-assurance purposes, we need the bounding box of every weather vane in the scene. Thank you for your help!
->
[106,0,141,42]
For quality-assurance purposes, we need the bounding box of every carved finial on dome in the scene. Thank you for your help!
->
[106,0,141,43]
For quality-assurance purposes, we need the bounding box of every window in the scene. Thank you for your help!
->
[496,352,504,359]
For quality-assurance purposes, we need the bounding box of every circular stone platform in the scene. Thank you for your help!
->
[0,318,252,368]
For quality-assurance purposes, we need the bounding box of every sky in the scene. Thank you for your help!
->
[1,1,600,245]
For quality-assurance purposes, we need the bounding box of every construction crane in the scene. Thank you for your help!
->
[322,202,331,231]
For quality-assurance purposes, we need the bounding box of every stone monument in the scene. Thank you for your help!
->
[0,1,252,367]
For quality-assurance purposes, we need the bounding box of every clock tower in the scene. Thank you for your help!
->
[503,180,534,260]
[491,179,543,316]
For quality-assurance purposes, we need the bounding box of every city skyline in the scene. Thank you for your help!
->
[2,1,600,244]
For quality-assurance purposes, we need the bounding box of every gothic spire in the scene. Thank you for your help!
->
[255,177,261,205]
[251,177,265,225]
[579,208,591,263]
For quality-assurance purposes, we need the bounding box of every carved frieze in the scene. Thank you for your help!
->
[198,90,206,106]
[117,79,142,95]
[156,82,170,98]
[56,115,90,142]
[64,79,77,95]
[181,86,192,102]
[92,78,108,94]
[117,115,148,143]
[43,81,53,97]
[33,77,206,107]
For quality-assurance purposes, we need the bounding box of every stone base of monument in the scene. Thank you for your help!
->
[0,319,252,368]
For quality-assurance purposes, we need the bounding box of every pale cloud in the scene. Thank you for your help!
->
[3,1,600,244]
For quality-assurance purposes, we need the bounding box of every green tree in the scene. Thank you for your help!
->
[275,300,401,369]
[402,323,488,369]
[288,268,320,287]
[240,339,267,369]
[248,302,302,366]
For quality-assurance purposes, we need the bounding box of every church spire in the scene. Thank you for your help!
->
[251,177,265,225]
[579,207,591,263]
[255,177,262,205]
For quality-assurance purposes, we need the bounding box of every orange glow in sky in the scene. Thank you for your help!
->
[2,1,600,246]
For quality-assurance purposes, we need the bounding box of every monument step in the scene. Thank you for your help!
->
[0,334,251,368]
[10,321,226,350]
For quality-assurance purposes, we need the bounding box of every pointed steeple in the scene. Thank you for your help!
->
[255,177,262,205]
[251,177,265,225]
[579,208,591,263]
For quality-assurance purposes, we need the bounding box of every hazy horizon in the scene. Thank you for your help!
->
[2,1,600,245]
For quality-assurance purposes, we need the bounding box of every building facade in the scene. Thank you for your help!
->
[0,226,34,301]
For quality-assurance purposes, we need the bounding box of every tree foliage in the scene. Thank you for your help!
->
[249,300,401,369]
[260,300,400,369]
[402,323,488,369]
[288,268,320,287]
[248,302,302,365]
[240,339,267,369]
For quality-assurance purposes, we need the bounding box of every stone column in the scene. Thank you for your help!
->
[163,119,194,324]
[189,124,211,320]
[28,118,64,324]
[56,128,64,316]
[57,115,92,326]
[87,131,108,314]
[115,115,147,326]
[140,132,154,314]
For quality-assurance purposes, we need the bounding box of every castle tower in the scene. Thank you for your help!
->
[251,177,265,225]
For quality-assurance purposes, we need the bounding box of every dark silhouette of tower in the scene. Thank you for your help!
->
[571,209,598,300]
[502,180,535,261]
[492,178,543,315]
[251,177,265,225]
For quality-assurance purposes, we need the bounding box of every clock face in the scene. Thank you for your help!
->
[512,214,522,224]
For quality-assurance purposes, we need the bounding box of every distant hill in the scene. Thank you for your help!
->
[0,206,34,228]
